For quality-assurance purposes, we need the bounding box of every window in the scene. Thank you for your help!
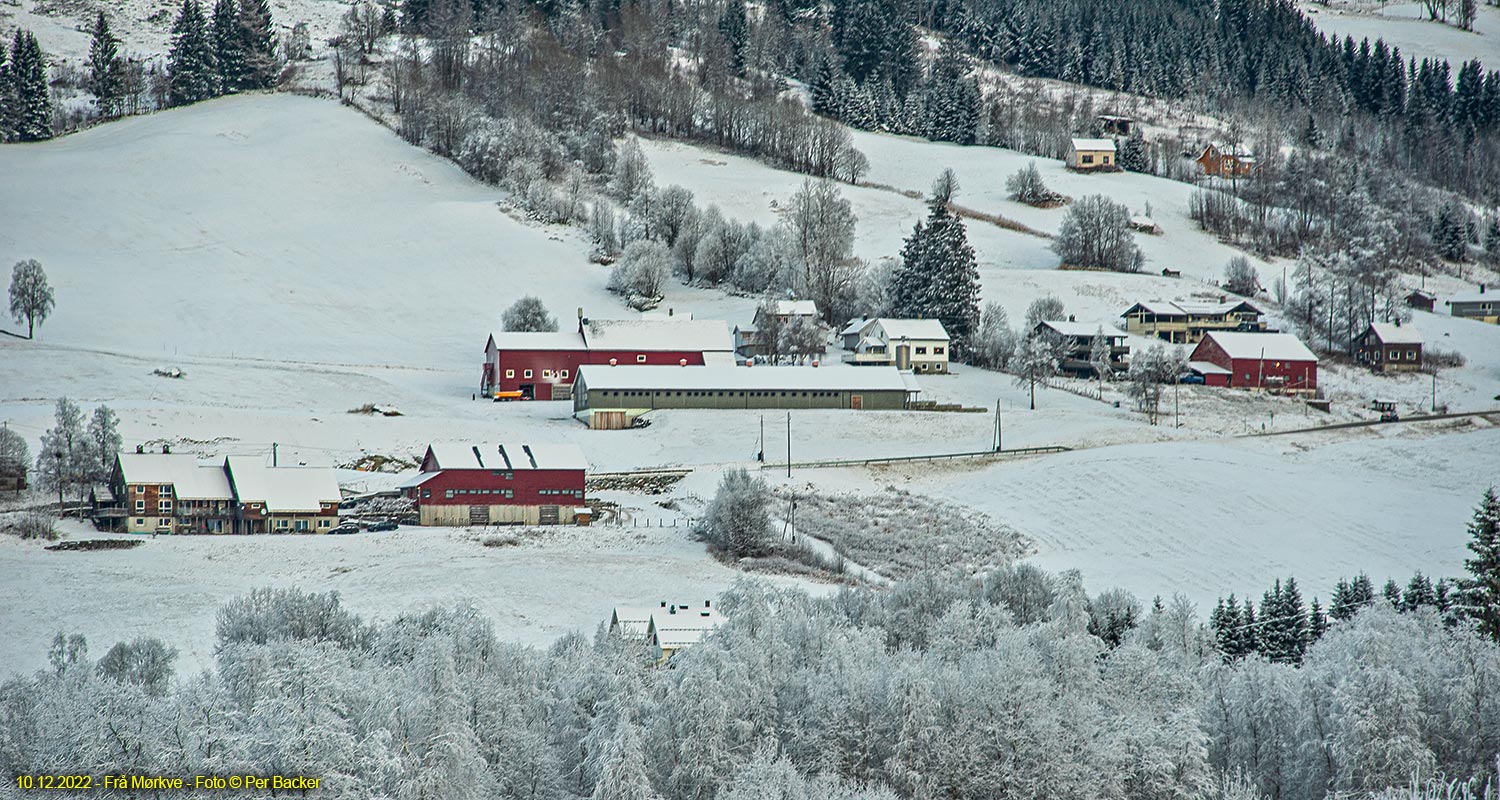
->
[160,518,172,527]
[1407,350,1416,360]
[542,369,552,378]
[445,489,455,499]
[136,518,145,526]
[934,347,945,355]
[160,500,173,512]
[1081,154,1094,165]
[421,489,431,498]
[919,364,928,372]
[523,369,533,379]
[318,520,331,528]
[915,346,927,355]
[275,519,289,528]
[505,369,515,379]
[1389,350,1398,360]
[135,500,145,511]
[133,485,144,494]
[295,520,310,531]
[560,369,569,379]
[160,485,172,494]
[636,355,647,363]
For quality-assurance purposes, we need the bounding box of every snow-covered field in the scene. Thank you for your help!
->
[3,93,1499,678]
[1300,1,1500,66]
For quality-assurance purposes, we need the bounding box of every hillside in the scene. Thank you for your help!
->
[1300,0,1500,65]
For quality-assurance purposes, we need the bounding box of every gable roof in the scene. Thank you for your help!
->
[576,364,913,392]
[1448,292,1495,305]
[486,331,588,352]
[1366,323,1422,345]
[1071,137,1116,152]
[648,605,726,650]
[839,317,871,336]
[582,318,734,353]
[116,453,233,500]
[766,299,819,317]
[610,607,654,639]
[423,443,588,472]
[1036,320,1127,338]
[224,457,341,513]
[1200,332,1318,362]
[872,318,950,341]
[1121,300,1262,318]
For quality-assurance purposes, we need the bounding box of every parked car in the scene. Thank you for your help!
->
[1179,374,1205,385]
[330,523,361,535]
[367,520,398,532]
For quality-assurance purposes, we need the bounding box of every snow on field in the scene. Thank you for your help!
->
[1,0,350,64]
[1300,1,1500,66]
[791,422,1500,611]
[0,518,829,676]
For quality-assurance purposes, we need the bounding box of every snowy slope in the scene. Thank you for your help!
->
[1300,1,1500,66]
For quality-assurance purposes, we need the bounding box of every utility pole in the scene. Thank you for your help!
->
[993,399,1002,452]
[272,442,278,467]
[1432,371,1437,413]
[785,412,791,478]
[1174,379,1180,428]
[758,415,764,462]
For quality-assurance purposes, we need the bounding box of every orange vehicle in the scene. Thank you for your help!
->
[493,390,525,402]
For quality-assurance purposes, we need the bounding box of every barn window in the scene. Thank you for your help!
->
[637,355,647,363]
[524,369,533,378]
[1389,350,1399,360]
[422,489,431,498]
[542,370,552,378]
[505,370,514,379]
[445,490,455,499]
[560,370,569,378]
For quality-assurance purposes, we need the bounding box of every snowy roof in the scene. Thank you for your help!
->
[486,331,587,352]
[857,335,887,350]
[396,471,439,489]
[1448,292,1494,305]
[1036,320,1127,338]
[582,318,734,353]
[1187,360,1232,376]
[1071,137,1116,152]
[839,317,871,336]
[769,299,819,317]
[1209,141,1253,158]
[576,364,911,392]
[116,453,233,500]
[648,605,726,650]
[1200,332,1318,363]
[899,371,924,393]
[224,457,341,513]
[1122,300,1261,318]
[1367,323,1422,345]
[611,607,654,639]
[872,318,950,341]
[424,443,588,472]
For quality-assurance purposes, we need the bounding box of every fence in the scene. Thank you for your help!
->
[758,445,1071,471]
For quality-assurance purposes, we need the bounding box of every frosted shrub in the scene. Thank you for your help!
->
[699,468,772,558]
[0,512,58,540]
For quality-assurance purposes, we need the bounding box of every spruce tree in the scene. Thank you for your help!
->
[0,35,12,142]
[236,0,278,90]
[1382,577,1403,607]
[10,30,52,141]
[1403,572,1437,611]
[1461,487,1500,642]
[1239,600,1259,656]
[212,0,246,93]
[1308,598,1329,642]
[168,0,219,105]
[717,0,748,76]
[87,12,124,118]
[888,170,981,356]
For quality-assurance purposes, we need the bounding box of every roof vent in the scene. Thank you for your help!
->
[162,444,171,454]
[521,445,539,469]
[136,445,144,454]
[496,445,513,470]
[705,600,711,608]
[471,445,485,469]
[669,605,677,614]
[660,601,667,608]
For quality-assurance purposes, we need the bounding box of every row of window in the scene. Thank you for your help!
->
[539,489,583,497]
[446,488,515,499]
[272,519,332,530]
[505,368,571,380]
[131,484,174,495]
[911,346,945,355]
[1380,349,1419,361]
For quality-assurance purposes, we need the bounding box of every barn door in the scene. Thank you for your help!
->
[469,505,490,525]
[539,505,560,525]
[850,395,864,410]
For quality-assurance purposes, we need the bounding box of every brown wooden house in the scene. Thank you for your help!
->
[1196,143,1257,178]
[1355,322,1423,372]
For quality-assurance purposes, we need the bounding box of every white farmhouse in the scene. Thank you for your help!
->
[843,318,951,374]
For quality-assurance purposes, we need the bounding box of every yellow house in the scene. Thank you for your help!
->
[1067,137,1116,171]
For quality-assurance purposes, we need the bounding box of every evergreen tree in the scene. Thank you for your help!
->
[889,170,981,355]
[1239,599,1259,655]
[9,30,52,141]
[236,0,278,90]
[1117,134,1148,172]
[1382,577,1403,607]
[168,0,219,106]
[716,0,748,76]
[87,11,124,118]
[212,0,246,93]
[1461,488,1500,642]
[1308,598,1329,641]
[0,33,14,142]
[1402,572,1437,611]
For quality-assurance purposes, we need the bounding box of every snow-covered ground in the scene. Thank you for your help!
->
[1300,1,1500,66]
[3,93,1499,677]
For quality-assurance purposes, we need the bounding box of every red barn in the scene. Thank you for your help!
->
[482,316,735,401]
[1188,332,1318,393]
[400,443,588,526]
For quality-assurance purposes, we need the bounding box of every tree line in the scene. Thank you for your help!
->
[3,490,1499,799]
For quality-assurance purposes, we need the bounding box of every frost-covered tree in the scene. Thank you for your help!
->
[97,637,178,696]
[0,424,29,479]
[1011,332,1062,410]
[86,405,122,483]
[1005,162,1061,206]
[1054,195,1143,272]
[9,259,54,339]
[590,716,658,800]
[87,12,125,117]
[1461,488,1500,642]
[1126,343,1177,424]
[1223,255,1260,296]
[699,468,772,558]
[1023,295,1065,329]
[970,301,1016,369]
[786,179,859,324]
[1089,325,1113,382]
[34,398,87,504]
[502,296,559,332]
[609,240,672,300]
[611,139,654,201]
[168,0,219,105]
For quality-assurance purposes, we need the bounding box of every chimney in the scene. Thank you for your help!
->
[135,444,144,454]
[669,605,677,615]
[1219,295,1227,303]
[162,444,171,454]
[660,601,666,608]
[1068,314,1076,322]
[668,307,674,316]
[705,600,711,608]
